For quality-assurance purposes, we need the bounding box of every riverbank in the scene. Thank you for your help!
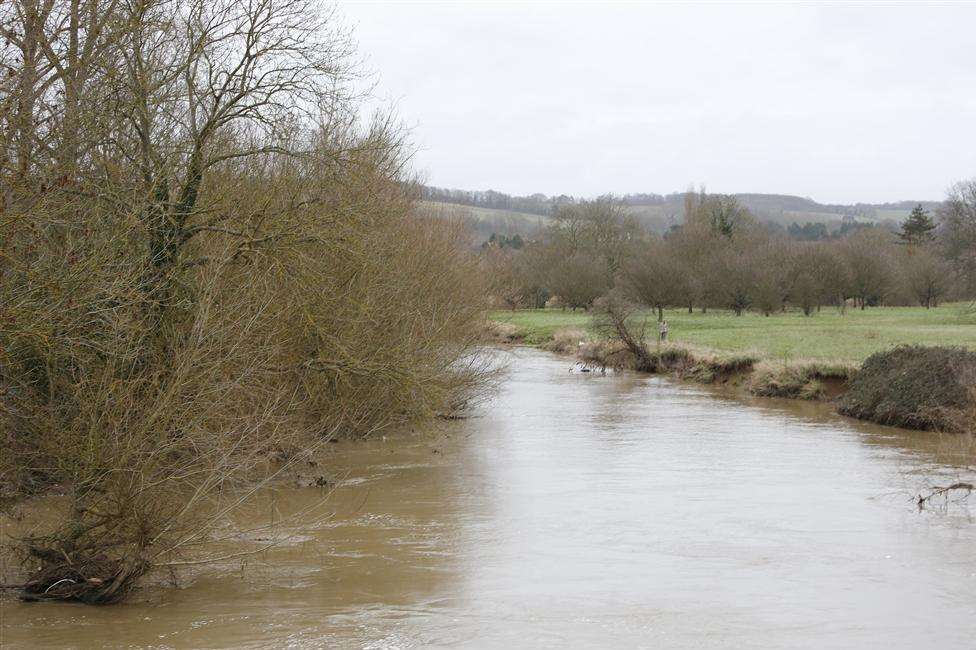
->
[486,305,976,428]
[527,329,854,402]
[489,304,976,362]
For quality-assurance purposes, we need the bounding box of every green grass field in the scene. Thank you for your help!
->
[490,304,976,363]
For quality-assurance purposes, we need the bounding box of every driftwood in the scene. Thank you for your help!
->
[916,482,974,509]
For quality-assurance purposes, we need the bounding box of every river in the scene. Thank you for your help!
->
[2,347,975,649]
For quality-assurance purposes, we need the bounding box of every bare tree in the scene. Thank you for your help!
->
[900,245,952,308]
[483,243,525,310]
[939,179,976,296]
[548,199,641,275]
[618,239,691,321]
[789,243,833,316]
[686,192,753,239]
[547,250,612,310]
[839,228,895,309]
[591,291,655,372]
[748,234,793,316]
[668,217,724,313]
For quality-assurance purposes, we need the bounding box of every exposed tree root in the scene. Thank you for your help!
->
[17,546,149,604]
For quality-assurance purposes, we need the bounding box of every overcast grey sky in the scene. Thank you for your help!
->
[339,1,976,204]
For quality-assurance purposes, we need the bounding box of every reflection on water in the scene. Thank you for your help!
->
[3,347,975,649]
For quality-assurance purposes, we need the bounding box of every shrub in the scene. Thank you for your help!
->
[590,293,655,371]
[838,345,976,431]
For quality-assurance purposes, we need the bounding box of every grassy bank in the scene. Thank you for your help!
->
[490,304,976,363]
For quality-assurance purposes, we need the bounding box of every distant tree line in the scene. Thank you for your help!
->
[420,186,688,216]
[420,186,565,216]
[425,184,943,244]
[786,217,877,241]
[483,183,976,316]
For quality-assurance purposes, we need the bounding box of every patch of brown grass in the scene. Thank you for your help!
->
[482,320,522,344]
[749,359,858,400]
[543,328,587,355]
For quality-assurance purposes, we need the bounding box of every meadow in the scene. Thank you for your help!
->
[489,303,976,363]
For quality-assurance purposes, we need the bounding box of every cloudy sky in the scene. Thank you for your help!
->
[339,2,976,204]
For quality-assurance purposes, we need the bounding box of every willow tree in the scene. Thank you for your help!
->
[1,0,491,603]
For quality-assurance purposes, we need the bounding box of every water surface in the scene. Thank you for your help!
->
[3,347,975,648]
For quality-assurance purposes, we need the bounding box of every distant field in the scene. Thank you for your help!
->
[874,208,913,221]
[418,201,546,224]
[490,304,976,363]
[782,210,850,223]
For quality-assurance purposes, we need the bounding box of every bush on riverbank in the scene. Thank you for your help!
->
[573,334,757,384]
[838,346,976,431]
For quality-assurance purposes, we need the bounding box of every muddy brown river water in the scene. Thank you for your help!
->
[2,347,975,649]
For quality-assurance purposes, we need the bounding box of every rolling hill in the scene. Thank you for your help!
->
[420,185,942,241]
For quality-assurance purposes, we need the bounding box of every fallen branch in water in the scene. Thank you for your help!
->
[916,482,974,509]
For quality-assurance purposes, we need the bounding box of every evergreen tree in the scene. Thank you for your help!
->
[899,204,937,246]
